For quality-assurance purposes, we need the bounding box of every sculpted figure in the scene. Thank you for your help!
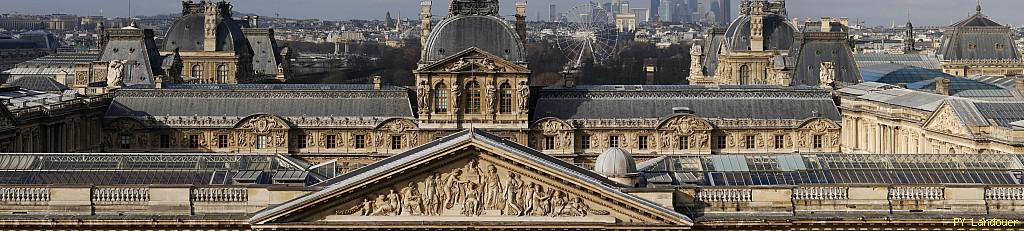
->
[503,172,523,215]
[569,196,589,216]
[532,184,552,216]
[358,197,374,215]
[386,189,401,215]
[106,60,126,87]
[521,182,536,215]
[370,194,391,216]
[417,80,431,112]
[442,169,465,209]
[482,164,503,209]
[516,81,530,113]
[401,182,423,215]
[485,83,497,112]
[422,173,440,215]
[549,191,567,217]
[462,182,482,216]
[450,84,462,113]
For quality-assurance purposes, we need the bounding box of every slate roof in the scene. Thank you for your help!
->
[724,14,797,51]
[162,14,250,54]
[947,99,1024,128]
[423,15,526,64]
[790,33,863,86]
[700,28,726,77]
[937,10,1020,61]
[106,84,414,119]
[251,129,692,225]
[638,153,1024,186]
[243,28,282,76]
[532,85,841,122]
[853,53,941,69]
[2,75,68,92]
[100,28,165,86]
[839,83,949,111]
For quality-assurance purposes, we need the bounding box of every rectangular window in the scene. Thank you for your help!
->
[715,135,727,149]
[391,135,402,150]
[813,135,823,149]
[355,135,365,149]
[189,135,200,148]
[256,135,267,149]
[217,135,228,148]
[326,135,337,149]
[609,135,620,148]
[745,135,755,149]
[544,136,555,150]
[679,136,689,150]
[119,135,130,149]
[160,135,170,148]
[638,136,649,150]
[581,135,591,149]
[297,135,307,149]
[774,135,785,149]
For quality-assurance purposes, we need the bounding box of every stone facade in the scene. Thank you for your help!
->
[0,87,110,153]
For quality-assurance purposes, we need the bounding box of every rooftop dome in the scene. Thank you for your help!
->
[422,15,526,63]
[594,147,637,178]
[162,9,249,53]
[724,14,798,51]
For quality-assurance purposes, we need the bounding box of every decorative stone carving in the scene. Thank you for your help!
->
[239,115,284,133]
[819,62,835,89]
[339,158,609,217]
[106,60,127,87]
[417,80,432,113]
[444,58,506,72]
[689,40,704,78]
[663,116,708,135]
[805,119,834,133]
[451,84,462,113]
[889,186,944,200]
[539,120,566,136]
[517,81,530,114]
[485,83,496,113]
[697,188,752,202]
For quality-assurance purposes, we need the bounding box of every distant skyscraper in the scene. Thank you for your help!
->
[720,0,731,25]
[650,0,660,21]
[550,4,557,22]
[658,0,672,22]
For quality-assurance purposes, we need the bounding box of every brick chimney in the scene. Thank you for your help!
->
[372,75,382,90]
[839,17,849,28]
[515,1,528,42]
[419,1,432,49]
[934,78,950,95]
[820,17,832,32]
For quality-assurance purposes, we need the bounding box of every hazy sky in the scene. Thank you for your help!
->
[0,0,1020,27]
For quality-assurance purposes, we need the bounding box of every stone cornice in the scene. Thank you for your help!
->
[115,89,409,99]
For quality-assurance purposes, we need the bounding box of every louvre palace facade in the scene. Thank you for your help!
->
[1,0,1024,230]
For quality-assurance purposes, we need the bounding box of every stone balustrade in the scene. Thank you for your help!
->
[793,186,848,200]
[888,186,944,200]
[0,187,50,202]
[0,185,313,216]
[696,188,752,202]
[986,186,1024,200]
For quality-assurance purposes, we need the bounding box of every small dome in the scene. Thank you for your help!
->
[594,147,637,178]
[724,14,797,51]
[163,14,249,53]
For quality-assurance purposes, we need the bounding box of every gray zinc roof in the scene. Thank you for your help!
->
[791,36,863,86]
[106,84,413,119]
[423,15,526,64]
[532,85,840,121]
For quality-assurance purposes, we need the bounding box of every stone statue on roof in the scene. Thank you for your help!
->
[106,60,127,87]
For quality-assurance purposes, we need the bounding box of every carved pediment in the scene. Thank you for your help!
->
[376,118,417,133]
[533,118,571,136]
[658,115,712,135]
[419,47,529,73]
[235,114,289,134]
[250,129,690,229]
[923,104,970,137]
[800,118,840,133]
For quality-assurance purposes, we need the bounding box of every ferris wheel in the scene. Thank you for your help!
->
[556,3,622,68]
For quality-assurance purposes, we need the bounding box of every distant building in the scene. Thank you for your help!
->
[691,0,860,89]
[937,3,1023,77]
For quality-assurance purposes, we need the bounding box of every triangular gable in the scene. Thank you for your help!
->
[418,47,530,73]
[250,129,691,229]
[922,102,973,138]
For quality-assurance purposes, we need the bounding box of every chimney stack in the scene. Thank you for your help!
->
[372,75,382,90]
[419,1,432,49]
[562,65,577,89]
[252,15,259,28]
[839,17,849,28]
[934,78,950,95]
[820,17,832,32]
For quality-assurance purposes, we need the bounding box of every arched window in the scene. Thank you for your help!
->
[466,81,481,114]
[216,64,228,83]
[499,83,513,113]
[434,83,448,113]
[191,64,202,79]
[739,65,750,85]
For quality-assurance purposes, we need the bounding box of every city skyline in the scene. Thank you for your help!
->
[0,0,1021,27]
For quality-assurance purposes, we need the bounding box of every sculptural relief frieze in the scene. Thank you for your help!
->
[338,158,610,218]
